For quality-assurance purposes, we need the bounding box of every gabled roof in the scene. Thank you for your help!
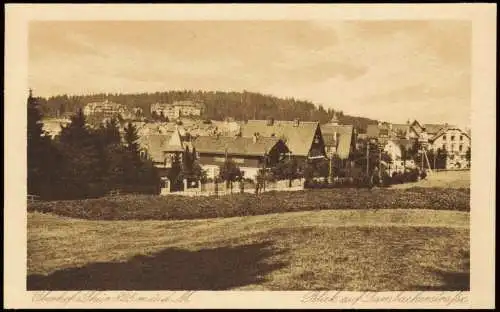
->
[411,120,424,131]
[138,130,188,162]
[423,124,448,135]
[240,120,320,157]
[193,135,286,157]
[137,134,171,162]
[320,124,354,160]
[429,126,470,142]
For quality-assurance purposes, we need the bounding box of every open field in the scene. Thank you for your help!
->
[28,209,469,291]
[28,187,470,221]
[391,170,470,189]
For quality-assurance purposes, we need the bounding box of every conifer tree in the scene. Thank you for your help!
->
[58,109,102,198]
[27,89,51,196]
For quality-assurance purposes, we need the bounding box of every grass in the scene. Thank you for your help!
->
[391,170,470,189]
[28,187,470,221]
[27,209,469,291]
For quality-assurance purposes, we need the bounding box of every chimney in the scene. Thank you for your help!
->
[252,132,259,143]
[294,118,300,127]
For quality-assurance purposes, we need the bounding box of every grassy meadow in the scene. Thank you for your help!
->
[27,170,470,291]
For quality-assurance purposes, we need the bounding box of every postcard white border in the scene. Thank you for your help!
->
[4,3,496,309]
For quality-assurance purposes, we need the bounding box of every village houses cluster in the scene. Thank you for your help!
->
[42,99,471,195]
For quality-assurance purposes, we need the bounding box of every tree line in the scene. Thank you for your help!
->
[36,90,379,133]
[28,91,160,200]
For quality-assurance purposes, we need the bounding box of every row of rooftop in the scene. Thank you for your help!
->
[136,115,471,179]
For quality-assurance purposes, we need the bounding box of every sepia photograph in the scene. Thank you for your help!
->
[4,3,496,310]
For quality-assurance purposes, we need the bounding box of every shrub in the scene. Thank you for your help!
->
[381,172,392,187]
[28,187,470,221]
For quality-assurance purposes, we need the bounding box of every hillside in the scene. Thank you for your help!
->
[35,90,379,133]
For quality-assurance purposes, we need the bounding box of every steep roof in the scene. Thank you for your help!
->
[137,134,171,162]
[240,120,320,156]
[320,124,354,160]
[138,130,187,162]
[193,135,285,157]
[429,126,470,142]
[423,124,448,135]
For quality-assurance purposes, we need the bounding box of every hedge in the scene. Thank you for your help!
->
[28,187,470,221]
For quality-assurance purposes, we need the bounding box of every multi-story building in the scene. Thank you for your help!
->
[365,119,471,169]
[150,100,203,120]
[83,100,128,118]
[428,126,471,169]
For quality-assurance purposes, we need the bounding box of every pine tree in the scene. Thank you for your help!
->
[123,122,159,193]
[27,89,49,196]
[122,122,141,185]
[58,108,103,198]
[95,117,124,192]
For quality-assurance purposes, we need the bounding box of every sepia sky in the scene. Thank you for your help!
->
[29,20,471,127]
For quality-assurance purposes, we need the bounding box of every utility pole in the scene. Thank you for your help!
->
[328,151,333,183]
[263,149,267,192]
[378,143,382,181]
[421,146,424,169]
[433,150,437,170]
[366,141,370,177]
[424,149,433,174]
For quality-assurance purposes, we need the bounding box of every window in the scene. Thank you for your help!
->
[443,135,447,141]
[451,144,455,151]
[460,135,463,141]
[233,158,245,164]
[442,144,446,150]
[451,135,455,141]
[459,145,463,152]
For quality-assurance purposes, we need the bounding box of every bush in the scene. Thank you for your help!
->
[381,172,392,187]
[28,187,470,221]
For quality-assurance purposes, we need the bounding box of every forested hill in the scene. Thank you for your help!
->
[36,90,379,132]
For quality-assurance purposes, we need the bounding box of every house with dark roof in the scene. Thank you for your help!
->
[239,119,326,165]
[137,128,189,173]
[192,134,290,180]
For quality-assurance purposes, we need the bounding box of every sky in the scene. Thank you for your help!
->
[29,20,471,127]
